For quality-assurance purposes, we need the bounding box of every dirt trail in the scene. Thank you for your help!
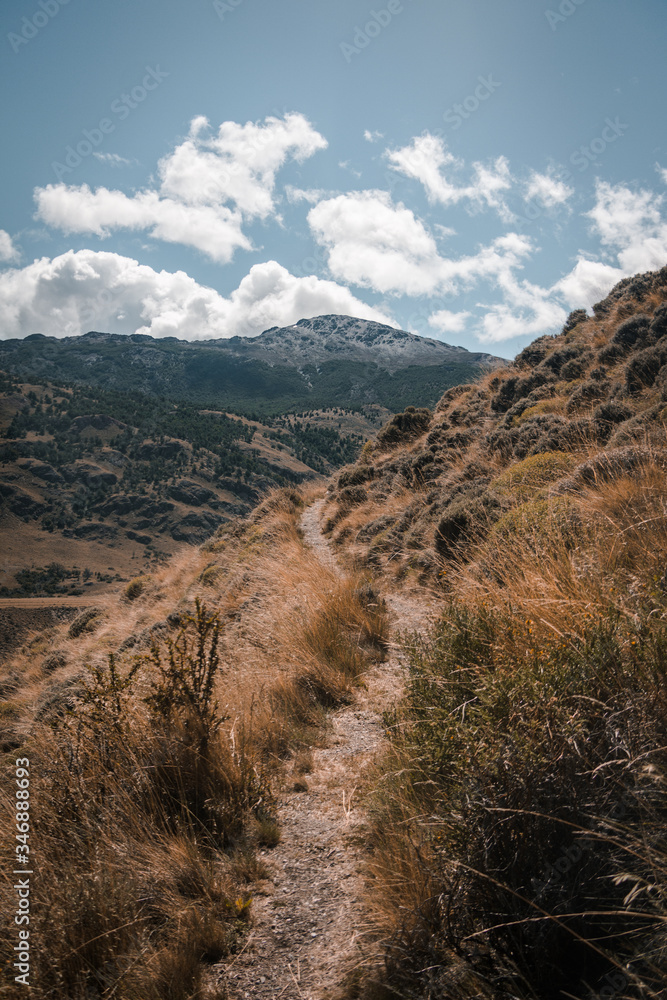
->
[217,498,438,1000]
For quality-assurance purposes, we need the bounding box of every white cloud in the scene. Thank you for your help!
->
[93,152,135,167]
[428,309,471,334]
[525,170,574,208]
[657,164,667,185]
[308,190,445,295]
[35,184,251,264]
[34,113,327,262]
[363,129,384,143]
[552,257,625,310]
[308,190,533,298]
[479,270,567,343]
[586,179,667,274]
[0,250,393,341]
[386,133,513,220]
[474,178,667,341]
[284,185,332,205]
[220,259,395,337]
[158,112,327,217]
[0,230,19,263]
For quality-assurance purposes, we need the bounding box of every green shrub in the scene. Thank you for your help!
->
[491,450,576,501]
[489,496,579,544]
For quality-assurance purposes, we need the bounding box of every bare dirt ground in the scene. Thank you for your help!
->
[216,498,438,1000]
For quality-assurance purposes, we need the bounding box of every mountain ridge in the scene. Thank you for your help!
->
[0,315,502,415]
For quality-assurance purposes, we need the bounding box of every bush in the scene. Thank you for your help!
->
[67,607,103,638]
[338,465,375,488]
[376,406,432,447]
[365,607,667,999]
[563,446,667,490]
[338,485,368,507]
[565,378,609,413]
[124,574,152,601]
[489,495,580,545]
[650,301,667,338]
[594,400,632,425]
[491,451,576,501]
[199,563,224,587]
[40,650,68,673]
[560,350,592,380]
[435,495,491,559]
[513,337,551,369]
[612,313,651,349]
[144,598,224,748]
[561,307,588,334]
[625,344,667,393]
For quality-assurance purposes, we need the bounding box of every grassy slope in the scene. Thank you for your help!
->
[323,266,667,998]
[2,266,667,998]
[0,489,389,999]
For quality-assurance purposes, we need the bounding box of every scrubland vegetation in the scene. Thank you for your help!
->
[324,268,667,998]
[0,489,388,999]
[2,266,667,998]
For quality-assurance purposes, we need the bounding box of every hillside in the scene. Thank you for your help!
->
[323,266,667,581]
[0,371,383,595]
[1,267,666,1000]
[0,315,501,416]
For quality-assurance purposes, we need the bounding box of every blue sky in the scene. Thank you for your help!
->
[0,0,666,357]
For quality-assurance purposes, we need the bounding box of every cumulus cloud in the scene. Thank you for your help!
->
[586,179,667,274]
[35,184,251,264]
[284,185,332,205]
[308,190,533,298]
[308,190,445,295]
[0,230,19,263]
[386,133,513,220]
[363,129,383,143]
[479,270,567,343]
[158,112,327,217]
[428,309,471,334]
[525,170,574,208]
[0,250,393,341]
[34,113,327,262]
[553,258,625,310]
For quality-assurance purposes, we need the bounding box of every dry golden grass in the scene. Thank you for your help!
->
[0,486,390,997]
[455,446,667,628]
[351,446,667,999]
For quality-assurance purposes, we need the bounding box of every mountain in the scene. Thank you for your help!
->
[0,315,502,415]
[1,268,667,999]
